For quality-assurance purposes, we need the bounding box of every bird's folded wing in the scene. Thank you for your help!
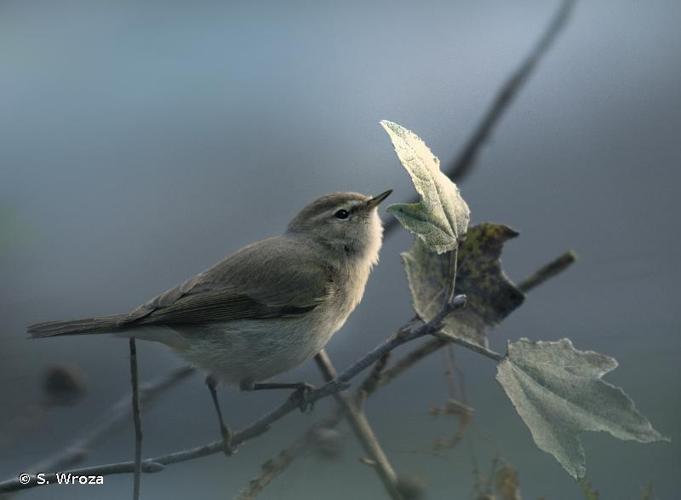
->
[119,237,333,327]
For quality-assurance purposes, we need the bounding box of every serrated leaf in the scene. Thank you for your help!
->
[381,120,470,254]
[496,338,669,480]
[402,223,525,345]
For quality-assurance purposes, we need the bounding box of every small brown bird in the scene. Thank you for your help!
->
[28,189,391,452]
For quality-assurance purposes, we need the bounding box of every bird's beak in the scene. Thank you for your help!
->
[365,189,393,210]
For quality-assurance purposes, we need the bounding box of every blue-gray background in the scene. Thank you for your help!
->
[1,1,679,498]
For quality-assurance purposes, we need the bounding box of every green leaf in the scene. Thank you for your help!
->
[381,120,470,254]
[402,223,525,345]
[496,338,669,480]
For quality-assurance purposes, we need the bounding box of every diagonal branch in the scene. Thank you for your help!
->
[0,296,467,494]
[384,0,577,236]
[234,415,341,500]
[2,2,579,497]
[445,0,576,182]
[374,250,577,389]
[24,366,195,475]
[227,250,577,497]
[314,350,403,500]
[1,250,574,495]
[233,349,398,500]
[517,250,577,293]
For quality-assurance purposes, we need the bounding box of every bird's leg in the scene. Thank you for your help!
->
[205,375,236,455]
[239,380,316,413]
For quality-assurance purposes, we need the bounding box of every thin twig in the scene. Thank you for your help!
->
[431,400,473,452]
[517,250,577,293]
[376,249,578,384]
[432,331,503,362]
[2,248,577,495]
[445,249,459,306]
[0,297,466,494]
[357,350,392,405]
[376,338,448,393]
[234,416,339,500]
[2,2,580,496]
[384,0,577,236]
[444,345,467,402]
[219,248,578,498]
[129,339,142,500]
[235,350,393,500]
[26,367,195,474]
[447,0,576,182]
[235,449,299,500]
[336,295,467,386]
[431,347,472,451]
[315,350,403,500]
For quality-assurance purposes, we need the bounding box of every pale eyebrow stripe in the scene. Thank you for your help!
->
[348,200,364,214]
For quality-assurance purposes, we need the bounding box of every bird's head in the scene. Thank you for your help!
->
[286,190,392,266]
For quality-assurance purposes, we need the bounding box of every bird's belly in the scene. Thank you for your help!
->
[171,312,340,385]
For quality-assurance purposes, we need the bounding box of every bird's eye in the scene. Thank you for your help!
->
[334,209,349,220]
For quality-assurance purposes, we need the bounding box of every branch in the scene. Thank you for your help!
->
[227,249,577,494]
[357,350,392,405]
[234,350,395,500]
[430,346,472,451]
[24,366,194,475]
[374,338,447,394]
[517,250,577,293]
[0,296,466,494]
[2,2,580,497]
[446,0,576,182]
[129,339,142,500]
[374,249,578,387]
[433,331,503,362]
[384,0,577,236]
[234,416,340,500]
[314,350,403,500]
[2,249,576,495]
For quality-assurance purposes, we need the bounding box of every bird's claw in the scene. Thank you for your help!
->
[219,427,237,456]
[290,383,316,413]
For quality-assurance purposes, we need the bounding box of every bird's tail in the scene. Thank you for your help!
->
[27,314,126,338]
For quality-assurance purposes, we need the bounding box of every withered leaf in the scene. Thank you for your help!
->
[402,223,525,345]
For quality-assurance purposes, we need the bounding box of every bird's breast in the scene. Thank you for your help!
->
[325,260,373,332]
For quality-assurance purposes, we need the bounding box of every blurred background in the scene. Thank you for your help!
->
[1,0,679,498]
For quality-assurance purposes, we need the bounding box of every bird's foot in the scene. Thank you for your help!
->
[219,425,237,456]
[240,380,317,413]
[289,383,316,413]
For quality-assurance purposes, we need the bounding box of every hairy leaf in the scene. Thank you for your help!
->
[496,338,669,479]
[381,120,470,254]
[402,223,525,345]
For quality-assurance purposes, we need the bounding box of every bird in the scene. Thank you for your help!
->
[28,189,392,453]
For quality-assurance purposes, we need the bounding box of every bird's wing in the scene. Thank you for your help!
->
[120,236,333,327]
